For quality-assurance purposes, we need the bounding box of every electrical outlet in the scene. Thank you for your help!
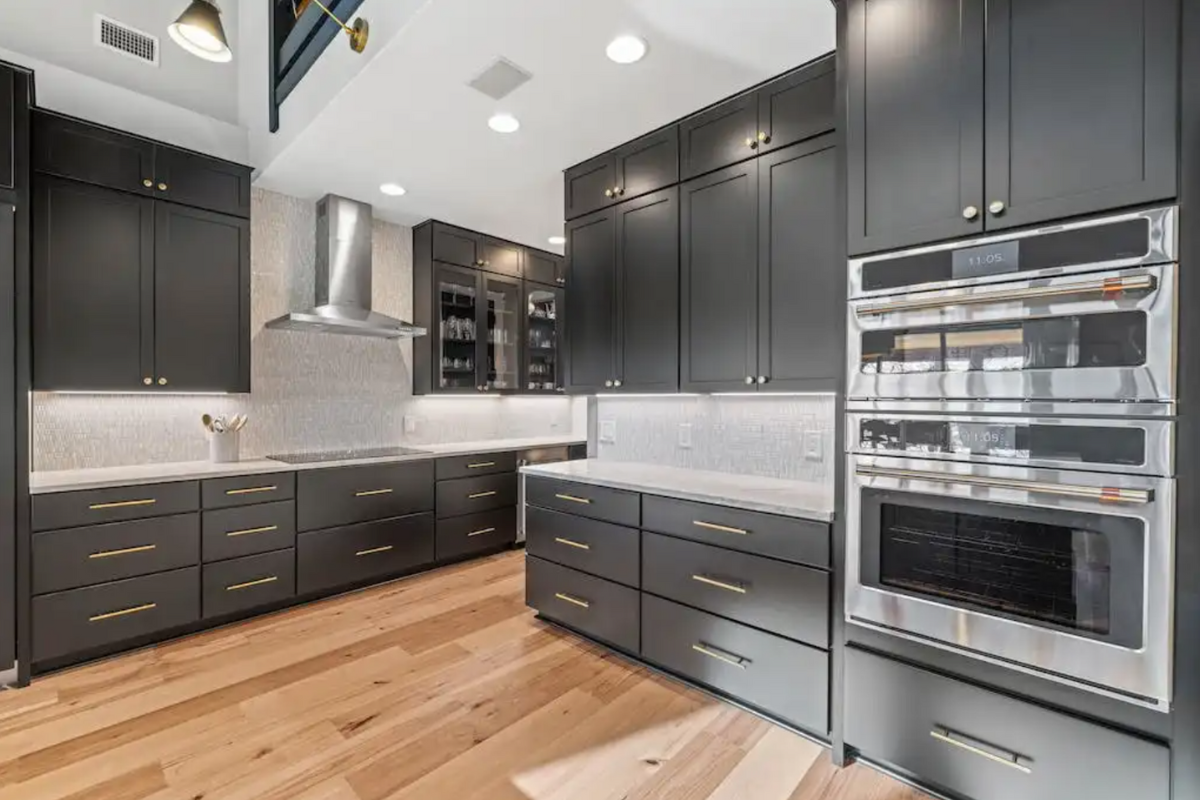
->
[403,416,417,434]
[599,419,617,444]
[678,423,693,449]
[804,431,824,462]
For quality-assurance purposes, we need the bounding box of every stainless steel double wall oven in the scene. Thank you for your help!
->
[844,207,1178,711]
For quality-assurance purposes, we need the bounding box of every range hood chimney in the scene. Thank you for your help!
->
[265,194,426,339]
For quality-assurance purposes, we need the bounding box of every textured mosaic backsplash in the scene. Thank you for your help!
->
[32,189,582,471]
[590,394,836,487]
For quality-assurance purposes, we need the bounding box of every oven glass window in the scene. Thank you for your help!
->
[878,503,1117,636]
[860,312,1147,374]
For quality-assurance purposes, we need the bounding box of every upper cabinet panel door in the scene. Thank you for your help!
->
[614,127,679,203]
[564,208,616,393]
[33,112,155,197]
[479,237,523,277]
[433,262,485,394]
[564,154,616,221]
[680,93,759,180]
[983,0,1178,231]
[431,224,480,268]
[758,138,840,392]
[33,177,152,390]
[154,147,252,218]
[0,67,13,190]
[153,203,250,392]
[680,162,758,393]
[757,56,836,154]
[616,187,679,393]
[525,249,564,287]
[846,0,985,255]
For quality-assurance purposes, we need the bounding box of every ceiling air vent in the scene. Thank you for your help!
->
[95,15,160,66]
[468,58,532,101]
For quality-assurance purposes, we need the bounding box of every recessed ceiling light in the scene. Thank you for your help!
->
[488,113,520,133]
[606,35,647,64]
[547,236,566,246]
[379,183,406,196]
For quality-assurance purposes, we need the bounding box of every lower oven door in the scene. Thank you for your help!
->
[846,454,1173,709]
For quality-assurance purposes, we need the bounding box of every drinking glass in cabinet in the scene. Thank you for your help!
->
[527,287,559,390]
[486,278,521,390]
[439,278,478,390]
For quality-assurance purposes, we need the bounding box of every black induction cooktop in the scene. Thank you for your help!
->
[266,446,431,465]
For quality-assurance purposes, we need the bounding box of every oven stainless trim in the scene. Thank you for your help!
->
[846,454,1174,709]
[845,398,1176,417]
[847,263,1176,402]
[846,411,1174,476]
[849,205,1176,300]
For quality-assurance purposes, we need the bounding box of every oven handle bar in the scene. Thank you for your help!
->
[855,274,1156,317]
[855,464,1153,505]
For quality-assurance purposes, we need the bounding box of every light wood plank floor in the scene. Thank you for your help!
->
[0,551,932,800]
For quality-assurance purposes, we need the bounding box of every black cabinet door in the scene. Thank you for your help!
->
[525,249,565,287]
[153,203,250,392]
[0,67,12,191]
[680,162,758,393]
[614,127,679,203]
[982,0,1177,231]
[33,111,155,198]
[564,208,616,393]
[479,237,522,277]
[524,283,563,393]
[482,271,523,392]
[431,223,480,268]
[564,153,616,221]
[33,177,153,390]
[757,56,836,154]
[0,205,12,669]
[758,137,840,391]
[679,92,759,180]
[432,262,484,393]
[154,146,252,218]
[846,0,985,255]
[616,187,678,393]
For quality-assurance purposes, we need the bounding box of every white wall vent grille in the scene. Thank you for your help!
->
[95,15,160,66]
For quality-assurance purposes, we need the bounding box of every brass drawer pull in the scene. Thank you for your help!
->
[356,545,394,556]
[693,520,749,536]
[468,490,498,499]
[89,498,156,511]
[355,488,393,497]
[90,603,156,622]
[467,461,496,469]
[554,592,590,609]
[555,537,590,551]
[467,527,496,537]
[692,642,749,669]
[691,574,747,594]
[930,728,1032,775]
[226,525,278,538]
[227,576,279,592]
[225,485,277,496]
[554,493,592,505]
[88,544,157,560]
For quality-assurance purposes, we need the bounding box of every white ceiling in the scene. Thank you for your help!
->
[254,0,836,252]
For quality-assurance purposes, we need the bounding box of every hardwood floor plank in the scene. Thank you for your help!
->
[56,763,167,800]
[705,726,824,800]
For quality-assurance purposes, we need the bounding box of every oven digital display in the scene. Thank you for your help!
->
[951,239,1020,280]
[952,423,1017,455]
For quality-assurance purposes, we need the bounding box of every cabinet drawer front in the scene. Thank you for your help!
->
[202,549,296,619]
[525,477,640,527]
[202,501,297,562]
[641,532,828,648]
[32,567,200,664]
[436,451,517,481]
[642,496,828,567]
[297,461,434,532]
[435,508,515,562]
[526,556,639,653]
[641,594,828,733]
[296,513,435,595]
[845,648,1169,800]
[436,473,517,519]
[33,514,200,595]
[525,506,640,587]
[33,481,200,531]
[202,473,295,510]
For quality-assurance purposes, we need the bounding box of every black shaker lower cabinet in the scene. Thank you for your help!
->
[297,514,435,595]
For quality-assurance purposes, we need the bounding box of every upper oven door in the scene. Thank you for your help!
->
[847,264,1176,402]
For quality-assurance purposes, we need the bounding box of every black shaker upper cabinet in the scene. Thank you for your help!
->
[616,187,679,393]
[155,146,252,218]
[34,111,156,199]
[0,67,13,191]
[525,249,566,287]
[680,93,759,181]
[564,127,680,221]
[564,154,616,221]
[757,56,836,156]
[431,223,480,268]
[0,205,14,670]
[982,0,1178,231]
[846,0,985,256]
[478,237,523,277]
[564,208,616,393]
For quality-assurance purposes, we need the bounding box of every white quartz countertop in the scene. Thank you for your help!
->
[519,460,834,522]
[30,436,585,495]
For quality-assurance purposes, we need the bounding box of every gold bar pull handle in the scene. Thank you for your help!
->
[226,485,277,496]
[693,520,749,536]
[89,498,157,511]
[226,525,278,538]
[554,537,591,551]
[355,488,393,497]
[356,545,394,557]
[227,576,279,592]
[90,603,157,622]
[930,728,1032,775]
[554,592,590,609]
[468,490,498,499]
[88,544,157,560]
[554,493,592,505]
[467,527,496,537]
[467,461,496,469]
[692,642,750,669]
[691,574,747,594]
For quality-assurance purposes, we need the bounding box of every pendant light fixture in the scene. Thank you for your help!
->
[168,0,232,63]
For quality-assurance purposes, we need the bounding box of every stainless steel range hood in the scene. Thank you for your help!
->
[265,194,426,339]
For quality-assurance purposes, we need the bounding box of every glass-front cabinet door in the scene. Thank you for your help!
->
[526,284,562,392]
[483,272,522,391]
[435,263,482,393]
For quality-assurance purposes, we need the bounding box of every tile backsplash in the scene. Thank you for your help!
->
[32,189,582,471]
[590,394,836,486]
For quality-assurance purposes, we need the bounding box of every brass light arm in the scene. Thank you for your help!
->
[305,0,370,53]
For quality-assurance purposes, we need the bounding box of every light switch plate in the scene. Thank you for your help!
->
[804,431,823,462]
[599,419,617,444]
[403,416,417,434]
[678,423,693,449]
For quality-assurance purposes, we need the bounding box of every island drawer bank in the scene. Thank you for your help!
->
[521,467,834,737]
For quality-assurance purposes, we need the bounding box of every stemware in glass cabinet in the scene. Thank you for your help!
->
[437,269,479,391]
[485,274,521,391]
[527,286,560,391]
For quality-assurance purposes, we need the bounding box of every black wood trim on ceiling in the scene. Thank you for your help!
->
[271,0,367,132]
